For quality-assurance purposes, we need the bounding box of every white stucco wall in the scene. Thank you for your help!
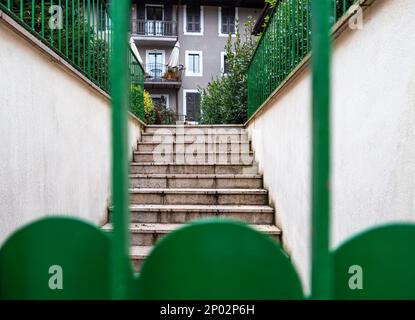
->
[0,16,143,246]
[247,0,415,292]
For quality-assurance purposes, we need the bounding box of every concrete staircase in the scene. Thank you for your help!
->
[103,124,280,272]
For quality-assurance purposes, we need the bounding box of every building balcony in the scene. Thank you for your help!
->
[131,20,178,45]
[144,63,183,89]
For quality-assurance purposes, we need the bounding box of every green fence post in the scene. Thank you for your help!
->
[311,0,332,300]
[110,0,132,300]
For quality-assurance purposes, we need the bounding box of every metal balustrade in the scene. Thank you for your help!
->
[144,63,184,83]
[247,0,357,119]
[131,19,178,37]
[0,0,145,121]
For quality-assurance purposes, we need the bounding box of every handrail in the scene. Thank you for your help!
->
[247,0,357,118]
[0,0,145,122]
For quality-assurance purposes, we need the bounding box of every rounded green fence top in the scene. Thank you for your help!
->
[137,219,304,300]
[334,224,415,300]
[0,217,112,300]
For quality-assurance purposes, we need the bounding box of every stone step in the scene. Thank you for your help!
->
[130,245,152,273]
[130,163,259,175]
[145,125,245,134]
[117,204,274,224]
[137,142,251,153]
[130,188,269,205]
[103,223,281,259]
[141,133,249,143]
[129,174,263,189]
[133,151,254,163]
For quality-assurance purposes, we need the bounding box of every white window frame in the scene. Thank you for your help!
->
[145,50,166,75]
[183,5,204,36]
[183,89,200,119]
[218,7,238,37]
[185,50,203,77]
[151,94,170,109]
[221,51,229,75]
[145,4,165,36]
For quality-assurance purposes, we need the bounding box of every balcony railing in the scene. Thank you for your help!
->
[0,0,145,122]
[247,0,357,118]
[145,63,183,83]
[131,19,178,37]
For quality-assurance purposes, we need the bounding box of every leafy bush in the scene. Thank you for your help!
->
[144,90,156,124]
[130,84,144,120]
[200,19,258,124]
[154,104,177,125]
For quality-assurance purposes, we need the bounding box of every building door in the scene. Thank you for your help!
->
[185,91,200,122]
[146,5,163,35]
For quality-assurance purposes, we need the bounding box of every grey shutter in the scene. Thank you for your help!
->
[186,92,201,122]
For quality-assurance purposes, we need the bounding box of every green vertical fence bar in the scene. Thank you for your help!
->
[110,0,132,300]
[311,0,332,300]
[51,0,54,46]
[87,0,91,77]
[82,0,86,72]
[58,0,62,52]
[105,6,108,90]
[41,0,45,37]
[65,0,68,56]
[31,0,35,30]
[72,0,75,62]
[97,0,101,86]
[77,0,80,66]
[91,0,95,81]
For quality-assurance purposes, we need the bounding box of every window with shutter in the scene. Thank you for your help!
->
[185,92,201,122]
[186,5,201,33]
[221,7,236,35]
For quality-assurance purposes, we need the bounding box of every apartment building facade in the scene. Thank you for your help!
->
[130,0,264,122]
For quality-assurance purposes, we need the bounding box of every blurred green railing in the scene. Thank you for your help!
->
[247,0,356,118]
[0,0,144,121]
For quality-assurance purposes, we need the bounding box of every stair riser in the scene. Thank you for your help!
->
[132,258,144,273]
[130,165,258,175]
[145,127,246,134]
[130,177,263,189]
[128,211,274,224]
[141,135,249,143]
[130,193,268,205]
[133,153,254,164]
[137,143,251,153]
[130,231,282,272]
[131,231,280,247]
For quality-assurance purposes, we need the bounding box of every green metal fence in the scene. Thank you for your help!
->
[0,0,144,121]
[247,0,356,118]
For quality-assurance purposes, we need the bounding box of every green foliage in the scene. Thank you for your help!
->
[130,84,144,120]
[200,19,258,124]
[154,104,177,125]
[265,0,277,8]
[144,90,156,124]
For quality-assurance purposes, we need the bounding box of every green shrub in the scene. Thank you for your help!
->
[154,104,177,125]
[130,84,144,120]
[200,19,258,124]
[144,90,156,124]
